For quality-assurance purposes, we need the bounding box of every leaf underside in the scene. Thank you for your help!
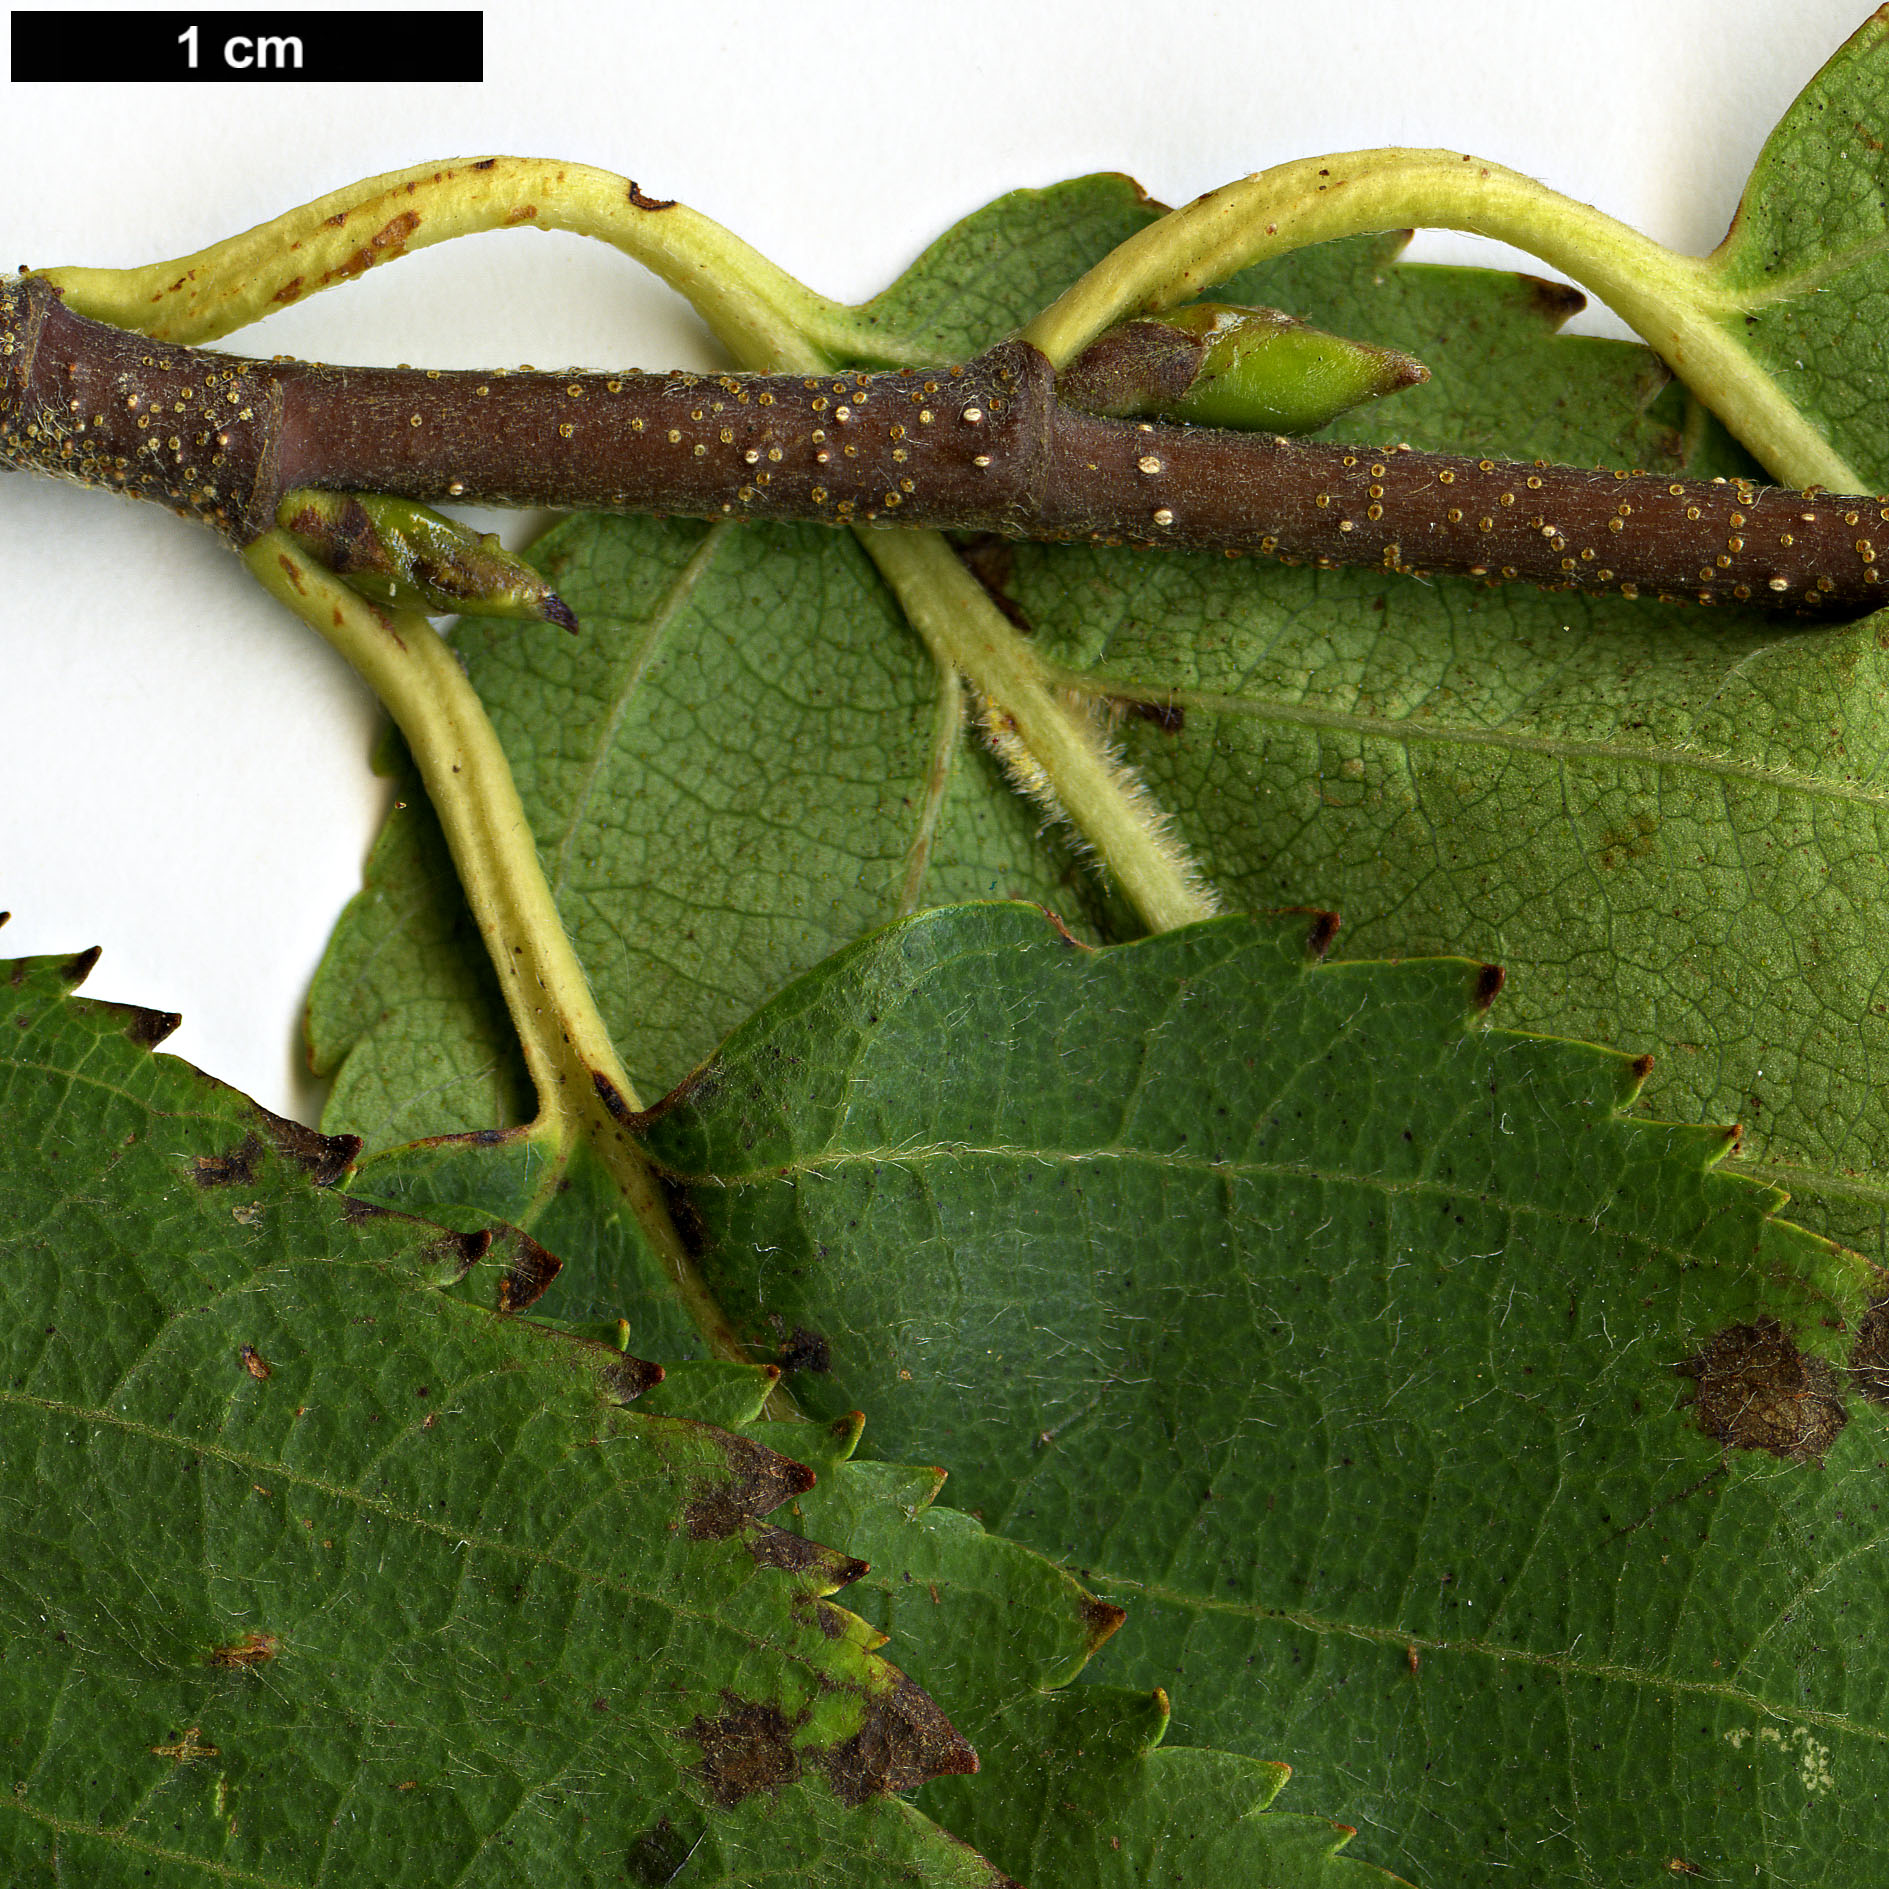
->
[634,903,1889,1888]
[0,953,1007,1889]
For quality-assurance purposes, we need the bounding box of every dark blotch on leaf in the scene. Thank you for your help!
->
[684,1695,804,1807]
[779,1325,832,1373]
[1676,1317,1849,1462]
[957,535,1035,636]
[747,1523,867,1586]
[658,1172,711,1258]
[819,1671,978,1805]
[194,1133,264,1188]
[495,1228,561,1311]
[58,945,102,989]
[424,1227,490,1279]
[253,1105,359,1185]
[1082,1595,1128,1652]
[601,1355,664,1402]
[1848,1297,1889,1403]
[121,1004,182,1048]
[1293,908,1341,960]
[683,1435,816,1540]
[1473,962,1506,1011]
[1522,273,1588,327]
[1115,695,1185,733]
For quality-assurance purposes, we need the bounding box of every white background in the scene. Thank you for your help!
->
[0,0,1871,1119]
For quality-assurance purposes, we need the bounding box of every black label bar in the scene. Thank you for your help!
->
[11,11,484,81]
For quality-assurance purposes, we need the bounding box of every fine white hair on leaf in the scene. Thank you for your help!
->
[971,683,1220,919]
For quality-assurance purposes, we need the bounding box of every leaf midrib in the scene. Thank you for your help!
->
[663,1138,1728,1251]
[1052,670,1889,809]
[3,1383,752,1638]
[1,1798,301,1889]
[1722,225,1889,311]
[1089,1577,1889,1745]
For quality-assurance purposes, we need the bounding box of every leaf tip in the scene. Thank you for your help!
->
[58,944,101,990]
[602,1354,664,1401]
[1081,1595,1128,1653]
[123,1005,183,1049]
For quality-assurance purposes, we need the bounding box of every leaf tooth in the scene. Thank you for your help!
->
[1081,1595,1127,1654]
[682,1431,818,1540]
[56,944,101,989]
[820,1668,979,1804]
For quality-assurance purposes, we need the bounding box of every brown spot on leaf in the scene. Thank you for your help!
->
[746,1524,867,1586]
[820,1671,977,1804]
[1034,906,1091,952]
[627,182,678,212]
[658,1173,710,1259]
[208,1631,277,1667]
[684,1695,804,1806]
[1676,1317,1849,1462]
[272,277,304,305]
[957,535,1035,636]
[472,158,497,171]
[591,1068,635,1123]
[1848,1297,1889,1403]
[1520,274,1587,328]
[59,945,102,989]
[424,1227,490,1279]
[779,1326,832,1374]
[601,1355,664,1402]
[1114,696,1186,733]
[1278,907,1340,959]
[1082,1596,1128,1653]
[684,1436,816,1540]
[121,1005,182,1048]
[253,1107,359,1185]
[239,1344,271,1381]
[494,1229,561,1312]
[195,1135,264,1188]
[1473,962,1505,1011]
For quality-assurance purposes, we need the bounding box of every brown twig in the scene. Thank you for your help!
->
[2,274,1881,616]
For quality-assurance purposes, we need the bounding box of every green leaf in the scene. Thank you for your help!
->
[644,1365,1406,1885]
[332,1119,1406,1886]
[0,949,1010,1888]
[1708,11,1889,486]
[636,902,1888,1887]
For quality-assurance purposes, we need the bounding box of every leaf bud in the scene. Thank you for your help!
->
[275,489,578,630]
[1056,303,1428,434]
